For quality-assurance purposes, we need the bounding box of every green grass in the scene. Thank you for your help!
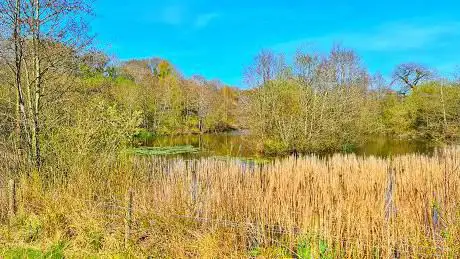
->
[133,129,156,141]
[2,242,66,259]
[296,236,335,259]
[129,145,200,156]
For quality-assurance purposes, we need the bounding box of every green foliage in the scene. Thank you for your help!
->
[381,93,414,136]
[248,246,261,257]
[41,75,143,171]
[114,59,240,135]
[2,242,66,259]
[263,139,289,155]
[3,248,44,259]
[296,237,335,259]
[134,129,156,141]
[341,143,356,153]
[243,47,460,155]
[297,238,312,258]
[381,82,460,142]
[1,36,460,163]
[14,214,43,243]
[244,48,372,154]
[46,99,141,161]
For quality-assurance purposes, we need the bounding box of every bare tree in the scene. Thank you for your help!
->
[81,50,110,75]
[392,63,432,92]
[245,49,285,87]
[294,50,320,86]
[370,72,391,99]
[0,0,32,157]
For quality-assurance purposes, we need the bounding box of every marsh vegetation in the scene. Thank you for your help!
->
[0,0,460,257]
[1,148,460,257]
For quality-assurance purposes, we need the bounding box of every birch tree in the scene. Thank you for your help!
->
[0,0,92,169]
[0,0,31,158]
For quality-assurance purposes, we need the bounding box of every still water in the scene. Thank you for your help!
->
[139,132,435,158]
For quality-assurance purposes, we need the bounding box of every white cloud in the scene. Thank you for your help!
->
[193,12,221,29]
[353,22,460,51]
[155,5,220,30]
[272,21,460,53]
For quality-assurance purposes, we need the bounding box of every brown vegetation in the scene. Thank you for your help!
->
[1,147,459,257]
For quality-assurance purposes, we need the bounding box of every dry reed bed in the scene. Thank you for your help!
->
[130,149,460,257]
[1,147,460,257]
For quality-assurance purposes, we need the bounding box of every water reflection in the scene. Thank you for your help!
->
[354,137,434,157]
[140,133,435,158]
[141,133,257,157]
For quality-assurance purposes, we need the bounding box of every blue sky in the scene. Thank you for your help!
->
[91,0,460,87]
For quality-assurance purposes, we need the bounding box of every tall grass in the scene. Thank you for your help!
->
[1,147,459,257]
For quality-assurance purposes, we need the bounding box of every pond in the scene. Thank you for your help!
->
[136,132,436,158]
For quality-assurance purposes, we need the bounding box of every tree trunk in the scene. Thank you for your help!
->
[13,0,32,159]
[23,58,36,164]
[31,0,41,170]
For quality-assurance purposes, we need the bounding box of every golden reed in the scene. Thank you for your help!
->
[1,147,459,257]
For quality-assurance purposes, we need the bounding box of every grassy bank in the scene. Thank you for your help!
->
[1,147,460,257]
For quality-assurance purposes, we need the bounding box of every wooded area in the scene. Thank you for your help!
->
[1,0,460,170]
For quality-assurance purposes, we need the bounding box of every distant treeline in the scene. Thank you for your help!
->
[2,45,460,164]
[1,0,459,171]
[99,58,241,135]
[242,46,460,154]
[77,45,460,155]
